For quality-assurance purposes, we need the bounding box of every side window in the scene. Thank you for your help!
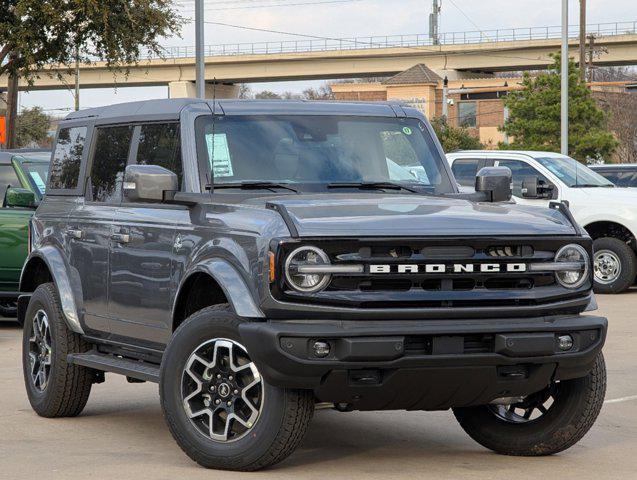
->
[381,130,429,183]
[458,102,477,128]
[90,125,133,203]
[0,164,21,189]
[135,123,183,188]
[451,159,480,187]
[498,159,550,197]
[615,171,637,187]
[49,127,87,191]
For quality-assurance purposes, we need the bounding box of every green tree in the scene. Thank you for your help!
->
[500,54,618,162]
[16,107,51,147]
[430,117,484,152]
[1,1,182,148]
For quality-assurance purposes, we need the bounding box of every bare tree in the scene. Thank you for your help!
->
[237,84,253,99]
[596,90,637,163]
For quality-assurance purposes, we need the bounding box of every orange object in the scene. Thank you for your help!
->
[268,251,276,283]
[0,116,6,146]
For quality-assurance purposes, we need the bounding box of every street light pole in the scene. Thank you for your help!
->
[195,0,205,99]
[561,0,569,156]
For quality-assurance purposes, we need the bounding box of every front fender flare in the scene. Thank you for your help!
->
[176,258,264,320]
[20,247,84,334]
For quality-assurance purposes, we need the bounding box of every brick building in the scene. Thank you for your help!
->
[331,64,523,147]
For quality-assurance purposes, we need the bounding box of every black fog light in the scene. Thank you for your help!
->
[558,335,574,351]
[313,340,331,358]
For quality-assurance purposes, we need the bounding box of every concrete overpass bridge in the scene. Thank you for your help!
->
[4,21,637,98]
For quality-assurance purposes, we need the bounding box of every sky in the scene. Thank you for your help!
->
[17,0,637,116]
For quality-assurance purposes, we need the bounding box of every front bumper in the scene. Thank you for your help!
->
[239,314,607,411]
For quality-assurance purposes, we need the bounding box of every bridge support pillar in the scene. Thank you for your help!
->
[169,81,239,99]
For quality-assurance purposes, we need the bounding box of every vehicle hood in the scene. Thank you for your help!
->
[252,194,577,237]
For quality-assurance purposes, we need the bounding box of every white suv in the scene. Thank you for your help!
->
[448,150,637,294]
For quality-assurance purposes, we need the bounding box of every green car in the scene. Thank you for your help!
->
[0,149,50,318]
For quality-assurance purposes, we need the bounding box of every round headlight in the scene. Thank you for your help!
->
[284,246,331,293]
[555,244,590,289]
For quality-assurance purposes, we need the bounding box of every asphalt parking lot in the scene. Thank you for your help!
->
[1,294,636,480]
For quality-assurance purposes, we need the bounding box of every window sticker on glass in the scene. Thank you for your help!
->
[30,172,46,193]
[206,133,234,177]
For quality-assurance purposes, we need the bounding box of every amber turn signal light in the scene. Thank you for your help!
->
[268,251,276,283]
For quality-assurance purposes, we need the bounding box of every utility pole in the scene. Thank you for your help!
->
[74,46,80,111]
[579,0,586,81]
[429,0,441,45]
[561,0,569,156]
[442,76,449,118]
[195,0,205,99]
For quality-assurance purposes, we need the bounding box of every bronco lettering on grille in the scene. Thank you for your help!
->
[369,263,527,274]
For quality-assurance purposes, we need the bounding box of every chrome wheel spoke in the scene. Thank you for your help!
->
[28,310,51,393]
[594,250,621,284]
[181,338,264,443]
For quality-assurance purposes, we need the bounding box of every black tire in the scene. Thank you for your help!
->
[593,237,637,294]
[22,283,93,417]
[453,353,606,456]
[160,304,314,471]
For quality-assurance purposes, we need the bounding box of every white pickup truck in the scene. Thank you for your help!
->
[447,150,637,294]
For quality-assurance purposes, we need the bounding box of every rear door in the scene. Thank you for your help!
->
[108,122,189,346]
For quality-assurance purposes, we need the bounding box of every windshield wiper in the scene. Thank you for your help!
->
[327,181,420,193]
[212,182,300,193]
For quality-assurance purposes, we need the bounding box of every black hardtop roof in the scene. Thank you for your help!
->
[61,98,408,124]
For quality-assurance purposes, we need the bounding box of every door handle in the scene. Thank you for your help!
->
[66,229,83,240]
[111,233,130,244]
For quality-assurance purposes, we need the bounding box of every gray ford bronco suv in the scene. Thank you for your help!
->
[20,99,607,471]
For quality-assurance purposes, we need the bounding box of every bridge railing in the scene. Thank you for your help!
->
[147,21,637,60]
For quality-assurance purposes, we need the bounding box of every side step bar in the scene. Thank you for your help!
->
[68,352,160,383]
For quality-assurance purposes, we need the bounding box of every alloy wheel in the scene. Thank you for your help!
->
[488,383,559,423]
[181,338,264,443]
[28,310,52,392]
[594,250,622,285]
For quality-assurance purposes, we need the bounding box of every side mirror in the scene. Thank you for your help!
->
[123,165,178,203]
[522,176,554,199]
[4,187,37,208]
[475,166,512,202]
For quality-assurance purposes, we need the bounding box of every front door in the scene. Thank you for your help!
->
[107,121,188,347]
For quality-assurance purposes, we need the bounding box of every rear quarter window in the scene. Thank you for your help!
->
[49,127,88,192]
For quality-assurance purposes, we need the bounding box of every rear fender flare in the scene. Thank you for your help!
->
[20,247,84,334]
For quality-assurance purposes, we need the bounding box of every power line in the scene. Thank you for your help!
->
[446,0,492,41]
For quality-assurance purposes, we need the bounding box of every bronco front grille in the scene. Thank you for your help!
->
[273,237,591,311]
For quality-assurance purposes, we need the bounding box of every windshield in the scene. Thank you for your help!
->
[536,156,614,188]
[195,115,454,194]
[20,161,50,195]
